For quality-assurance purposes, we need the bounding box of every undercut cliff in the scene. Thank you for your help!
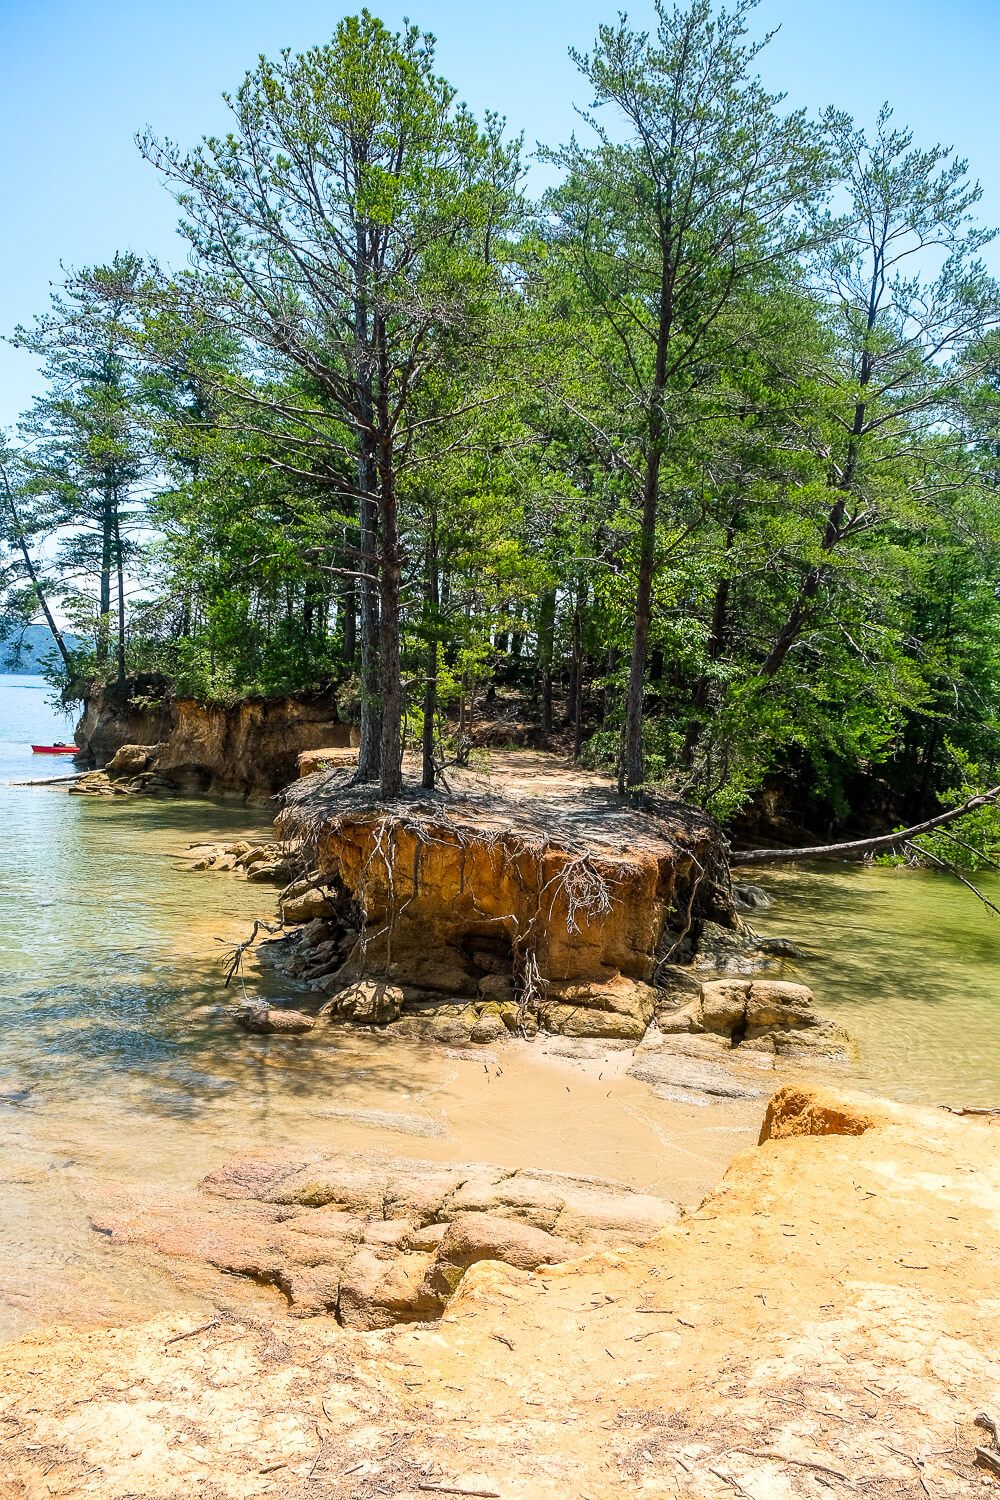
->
[74,677,355,798]
[270,757,736,1039]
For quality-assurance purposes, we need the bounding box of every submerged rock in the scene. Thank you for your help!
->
[731,881,772,911]
[234,1005,315,1035]
[628,1054,764,1101]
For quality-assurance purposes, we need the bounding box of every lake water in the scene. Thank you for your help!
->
[752,861,1000,1109]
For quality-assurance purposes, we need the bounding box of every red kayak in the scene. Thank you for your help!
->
[31,743,79,755]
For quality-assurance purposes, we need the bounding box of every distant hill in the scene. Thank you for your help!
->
[0,622,82,674]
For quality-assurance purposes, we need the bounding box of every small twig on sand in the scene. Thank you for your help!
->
[734,1449,854,1485]
[417,1487,501,1498]
[163,1317,221,1346]
[707,1467,757,1499]
[941,1105,1000,1118]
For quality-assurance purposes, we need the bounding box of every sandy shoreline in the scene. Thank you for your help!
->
[2,1083,997,1499]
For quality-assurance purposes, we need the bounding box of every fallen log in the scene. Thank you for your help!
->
[732,786,1000,865]
[7,772,87,788]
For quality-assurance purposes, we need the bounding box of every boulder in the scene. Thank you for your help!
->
[422,1212,578,1300]
[470,1013,507,1045]
[698,978,750,1034]
[319,981,404,1026]
[692,979,854,1062]
[338,1247,439,1330]
[732,882,772,911]
[281,879,341,923]
[105,743,157,777]
[541,974,657,1041]
[246,860,296,885]
[477,973,514,1004]
[234,1006,315,1035]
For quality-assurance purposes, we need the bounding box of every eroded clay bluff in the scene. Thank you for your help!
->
[266,759,738,1041]
[73,677,356,797]
[3,1086,999,1499]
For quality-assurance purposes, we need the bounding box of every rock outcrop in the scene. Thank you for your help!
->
[233,1004,315,1035]
[75,677,356,798]
[90,1149,678,1328]
[7,1089,1000,1500]
[269,762,736,1039]
[657,976,855,1060]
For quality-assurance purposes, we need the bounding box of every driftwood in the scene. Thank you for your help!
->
[942,1106,1000,1118]
[732,786,1000,865]
[8,772,86,787]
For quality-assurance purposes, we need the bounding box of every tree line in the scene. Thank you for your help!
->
[4,0,1000,824]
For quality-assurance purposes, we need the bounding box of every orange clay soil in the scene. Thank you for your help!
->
[2,1084,998,1499]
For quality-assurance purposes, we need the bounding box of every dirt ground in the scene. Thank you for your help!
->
[3,1085,998,1500]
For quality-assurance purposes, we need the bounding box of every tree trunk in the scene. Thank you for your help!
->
[421,514,439,790]
[734,785,1000,865]
[570,599,584,761]
[618,233,672,794]
[537,588,556,740]
[618,452,661,792]
[342,551,357,666]
[0,463,74,676]
[352,224,382,785]
[375,357,403,798]
[112,499,127,689]
[97,483,113,668]
[355,457,382,783]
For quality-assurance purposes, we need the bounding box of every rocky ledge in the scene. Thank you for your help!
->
[6,1087,999,1499]
[91,1150,677,1329]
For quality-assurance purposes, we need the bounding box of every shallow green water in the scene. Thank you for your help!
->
[0,676,277,1102]
[752,861,1000,1108]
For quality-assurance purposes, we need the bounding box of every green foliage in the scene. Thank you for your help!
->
[3,2,1000,825]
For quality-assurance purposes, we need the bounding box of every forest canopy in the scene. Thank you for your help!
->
[4,0,1000,823]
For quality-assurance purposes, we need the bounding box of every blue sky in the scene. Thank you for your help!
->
[1,0,997,429]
